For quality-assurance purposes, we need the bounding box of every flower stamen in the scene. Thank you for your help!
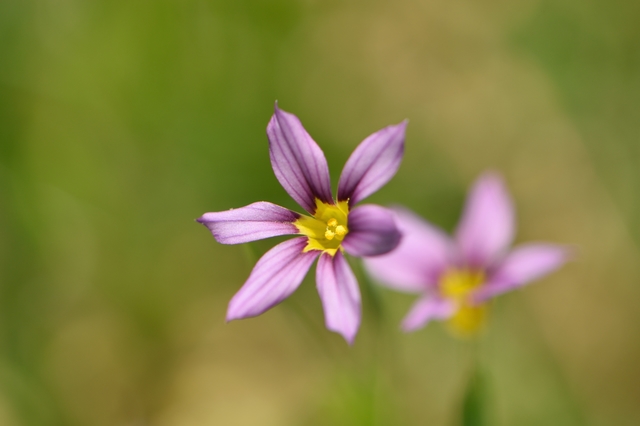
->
[324,218,346,241]
[294,200,350,255]
[439,269,486,337]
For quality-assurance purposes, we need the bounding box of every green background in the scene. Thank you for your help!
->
[1,0,639,425]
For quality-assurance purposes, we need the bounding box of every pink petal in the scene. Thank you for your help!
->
[455,172,515,267]
[341,204,401,257]
[473,244,570,302]
[337,121,407,205]
[363,206,455,293]
[267,105,334,214]
[401,296,456,332]
[197,202,300,244]
[226,237,319,321]
[316,251,361,344]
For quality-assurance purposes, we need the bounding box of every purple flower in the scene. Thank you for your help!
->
[363,172,570,336]
[198,105,406,343]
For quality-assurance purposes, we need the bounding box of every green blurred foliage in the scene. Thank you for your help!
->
[514,0,640,244]
[0,0,639,425]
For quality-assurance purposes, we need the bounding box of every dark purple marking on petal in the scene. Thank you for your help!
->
[316,251,361,344]
[401,296,456,332]
[454,172,515,268]
[342,204,401,257]
[337,121,406,205]
[267,105,334,213]
[226,237,319,321]
[472,243,571,302]
[197,202,301,244]
[363,206,455,292]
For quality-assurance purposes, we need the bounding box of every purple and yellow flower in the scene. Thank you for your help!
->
[198,105,406,343]
[363,172,570,336]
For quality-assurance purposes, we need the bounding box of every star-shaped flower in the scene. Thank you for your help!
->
[198,105,406,343]
[364,172,570,336]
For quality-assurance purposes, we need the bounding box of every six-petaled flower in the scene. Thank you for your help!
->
[198,105,406,343]
[363,172,570,336]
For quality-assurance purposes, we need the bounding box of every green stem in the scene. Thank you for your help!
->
[459,338,492,426]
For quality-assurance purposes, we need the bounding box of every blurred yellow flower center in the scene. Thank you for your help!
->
[439,269,487,337]
[294,199,349,256]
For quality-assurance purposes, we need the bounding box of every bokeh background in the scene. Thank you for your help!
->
[1,0,639,425]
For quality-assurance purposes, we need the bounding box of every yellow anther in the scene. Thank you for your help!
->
[439,269,487,337]
[441,269,484,299]
[293,200,350,256]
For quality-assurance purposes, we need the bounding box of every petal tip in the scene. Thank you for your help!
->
[387,120,408,140]
[226,297,250,322]
[337,328,357,345]
[273,103,289,120]
[400,323,417,333]
[562,244,579,261]
[225,305,243,323]
[400,314,426,332]
[541,244,575,270]
[477,170,506,188]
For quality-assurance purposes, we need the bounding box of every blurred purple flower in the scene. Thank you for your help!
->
[364,172,570,336]
[198,105,406,343]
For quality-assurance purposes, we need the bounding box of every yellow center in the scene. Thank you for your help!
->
[294,199,350,256]
[439,269,486,337]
